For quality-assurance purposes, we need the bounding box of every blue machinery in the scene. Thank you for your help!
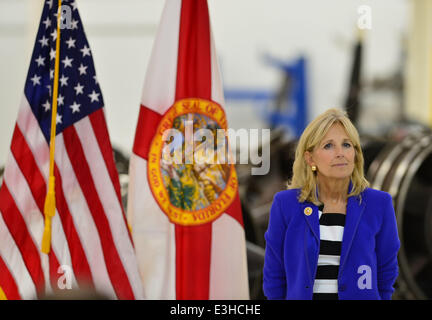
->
[224,56,308,139]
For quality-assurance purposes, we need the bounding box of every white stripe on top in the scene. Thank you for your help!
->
[313,279,339,294]
[318,210,345,242]
[317,254,341,266]
[319,225,344,242]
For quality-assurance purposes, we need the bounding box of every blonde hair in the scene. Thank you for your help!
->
[289,108,369,204]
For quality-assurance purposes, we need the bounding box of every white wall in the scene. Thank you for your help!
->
[0,0,408,166]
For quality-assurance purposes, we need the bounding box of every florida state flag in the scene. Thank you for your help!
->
[127,0,249,299]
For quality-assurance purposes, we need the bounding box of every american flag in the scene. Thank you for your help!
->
[0,0,144,299]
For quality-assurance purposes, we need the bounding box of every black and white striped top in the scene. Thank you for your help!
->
[312,205,346,300]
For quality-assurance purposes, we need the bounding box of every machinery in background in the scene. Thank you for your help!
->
[224,55,308,141]
[365,127,432,299]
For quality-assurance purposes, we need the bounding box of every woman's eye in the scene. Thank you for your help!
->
[323,143,332,149]
[343,142,352,148]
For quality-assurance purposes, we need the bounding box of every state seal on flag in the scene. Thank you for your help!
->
[147,98,238,226]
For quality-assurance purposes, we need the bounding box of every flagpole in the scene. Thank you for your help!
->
[42,0,62,255]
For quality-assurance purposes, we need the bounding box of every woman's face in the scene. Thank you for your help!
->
[305,123,355,182]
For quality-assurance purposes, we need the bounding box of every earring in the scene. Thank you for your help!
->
[311,165,317,172]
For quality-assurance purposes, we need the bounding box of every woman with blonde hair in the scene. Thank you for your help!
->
[263,108,400,300]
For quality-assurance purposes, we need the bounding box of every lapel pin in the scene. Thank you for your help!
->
[304,207,313,216]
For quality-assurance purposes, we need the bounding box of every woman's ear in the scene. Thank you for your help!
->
[304,151,314,166]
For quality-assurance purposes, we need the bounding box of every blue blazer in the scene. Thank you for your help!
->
[263,187,400,300]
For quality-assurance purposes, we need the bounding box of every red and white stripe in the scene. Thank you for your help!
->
[127,0,249,299]
[0,96,144,300]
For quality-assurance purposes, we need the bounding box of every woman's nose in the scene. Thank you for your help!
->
[335,146,344,157]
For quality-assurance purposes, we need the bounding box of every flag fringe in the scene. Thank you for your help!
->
[0,286,7,300]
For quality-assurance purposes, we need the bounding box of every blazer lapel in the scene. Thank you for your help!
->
[339,194,366,275]
[302,202,319,242]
